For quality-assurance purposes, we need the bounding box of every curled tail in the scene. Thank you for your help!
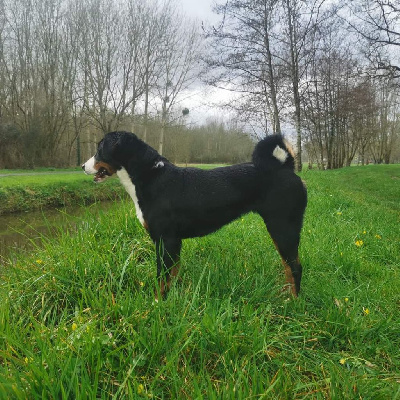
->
[252,135,295,172]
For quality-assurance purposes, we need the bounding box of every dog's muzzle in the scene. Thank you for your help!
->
[82,157,115,183]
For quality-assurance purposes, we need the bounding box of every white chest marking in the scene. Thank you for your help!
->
[272,145,288,163]
[117,168,145,226]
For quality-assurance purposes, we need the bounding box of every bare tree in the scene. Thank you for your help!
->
[131,0,168,142]
[281,0,325,171]
[204,0,285,136]
[154,7,203,155]
[0,0,77,166]
[204,0,327,171]
[338,0,400,78]
[302,18,363,169]
[77,0,132,134]
[370,80,399,163]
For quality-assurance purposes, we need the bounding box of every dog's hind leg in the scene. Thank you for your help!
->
[154,237,182,300]
[263,217,303,296]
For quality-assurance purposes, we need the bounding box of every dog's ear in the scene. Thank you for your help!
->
[102,131,161,169]
[95,132,126,170]
[103,132,125,154]
[111,133,140,161]
[104,132,146,165]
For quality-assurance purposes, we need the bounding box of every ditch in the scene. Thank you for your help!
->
[0,201,116,261]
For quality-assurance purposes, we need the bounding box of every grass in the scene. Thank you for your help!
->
[0,165,399,399]
[177,164,227,169]
[0,172,85,187]
[0,173,124,214]
[0,167,81,174]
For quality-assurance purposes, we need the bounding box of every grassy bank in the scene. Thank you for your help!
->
[0,167,81,174]
[0,165,399,398]
[0,172,124,214]
[0,166,223,215]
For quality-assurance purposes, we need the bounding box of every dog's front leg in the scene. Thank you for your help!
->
[263,217,303,297]
[154,237,182,301]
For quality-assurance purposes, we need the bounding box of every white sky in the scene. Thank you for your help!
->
[173,0,236,126]
[180,0,217,24]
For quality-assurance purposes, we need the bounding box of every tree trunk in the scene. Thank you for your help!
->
[285,0,302,171]
[263,19,281,135]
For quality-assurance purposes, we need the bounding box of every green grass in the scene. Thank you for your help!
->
[0,172,86,187]
[0,165,399,399]
[177,164,227,170]
[0,167,81,174]
[0,173,124,214]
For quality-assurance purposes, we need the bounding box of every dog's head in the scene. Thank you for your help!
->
[82,131,124,182]
[82,131,163,182]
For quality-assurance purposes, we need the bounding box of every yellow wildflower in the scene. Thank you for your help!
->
[339,358,346,365]
[344,297,349,303]
[363,307,370,316]
[72,322,78,331]
[355,240,364,247]
[137,384,145,396]
[375,234,382,239]
[336,211,342,216]
[36,259,43,264]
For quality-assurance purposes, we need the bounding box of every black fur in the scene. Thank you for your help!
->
[88,131,307,298]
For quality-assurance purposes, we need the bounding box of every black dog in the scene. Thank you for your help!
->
[82,131,307,299]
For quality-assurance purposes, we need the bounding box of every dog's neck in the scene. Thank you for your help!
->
[116,167,145,226]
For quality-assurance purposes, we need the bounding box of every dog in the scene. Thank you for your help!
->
[82,131,307,300]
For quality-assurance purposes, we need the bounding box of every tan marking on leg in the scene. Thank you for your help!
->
[166,263,180,290]
[154,262,180,301]
[154,280,166,303]
[272,240,297,297]
[283,260,297,297]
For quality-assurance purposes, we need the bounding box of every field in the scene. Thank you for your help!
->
[0,170,124,214]
[0,165,399,399]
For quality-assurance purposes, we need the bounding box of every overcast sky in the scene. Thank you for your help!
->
[173,0,233,126]
[180,0,217,23]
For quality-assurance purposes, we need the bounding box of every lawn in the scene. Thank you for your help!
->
[0,171,85,188]
[0,165,399,399]
[0,167,81,175]
[0,171,124,214]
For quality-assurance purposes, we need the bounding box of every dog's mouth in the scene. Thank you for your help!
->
[93,161,116,183]
[94,167,111,183]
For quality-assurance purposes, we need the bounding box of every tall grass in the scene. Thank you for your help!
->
[0,174,124,214]
[0,165,399,399]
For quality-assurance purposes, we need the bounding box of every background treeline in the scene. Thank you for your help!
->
[122,119,255,166]
[204,0,400,169]
[0,0,239,168]
[0,0,400,170]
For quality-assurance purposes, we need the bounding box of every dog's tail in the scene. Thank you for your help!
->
[252,135,295,172]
